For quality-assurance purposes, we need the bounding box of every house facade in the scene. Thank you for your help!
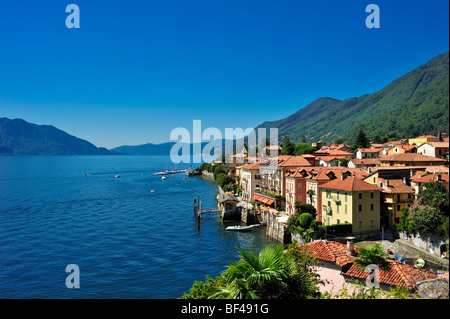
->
[320,175,382,233]
[417,142,449,158]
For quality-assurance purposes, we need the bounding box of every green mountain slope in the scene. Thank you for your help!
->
[0,117,113,155]
[256,51,449,143]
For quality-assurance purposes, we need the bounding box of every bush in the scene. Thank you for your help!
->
[300,204,317,218]
[299,213,313,229]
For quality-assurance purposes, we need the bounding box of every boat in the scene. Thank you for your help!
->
[115,175,120,178]
[226,225,253,232]
[162,176,166,180]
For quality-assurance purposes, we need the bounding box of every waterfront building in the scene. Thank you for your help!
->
[320,174,382,233]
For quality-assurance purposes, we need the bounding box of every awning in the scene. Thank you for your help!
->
[252,194,275,206]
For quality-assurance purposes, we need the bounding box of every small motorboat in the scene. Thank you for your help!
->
[226,225,253,232]
[115,175,120,178]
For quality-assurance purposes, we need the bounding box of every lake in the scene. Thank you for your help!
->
[0,155,275,298]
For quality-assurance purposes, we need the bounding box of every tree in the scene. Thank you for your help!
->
[354,129,370,148]
[207,244,321,299]
[354,244,390,270]
[281,136,295,155]
[299,213,313,229]
[300,203,317,219]
[294,143,316,155]
[334,137,344,145]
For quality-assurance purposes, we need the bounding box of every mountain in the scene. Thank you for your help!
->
[0,117,114,155]
[110,140,228,156]
[256,51,449,144]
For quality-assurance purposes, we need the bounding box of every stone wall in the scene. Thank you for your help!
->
[399,231,448,258]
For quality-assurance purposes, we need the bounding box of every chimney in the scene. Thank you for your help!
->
[346,237,356,256]
[437,174,441,182]
[341,172,345,180]
[385,179,390,187]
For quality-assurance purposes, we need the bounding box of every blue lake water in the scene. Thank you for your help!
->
[0,155,275,299]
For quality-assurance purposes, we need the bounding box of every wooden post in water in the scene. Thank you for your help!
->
[194,197,198,219]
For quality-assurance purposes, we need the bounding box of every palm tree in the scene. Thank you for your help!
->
[208,245,288,299]
[354,244,390,270]
[306,189,315,204]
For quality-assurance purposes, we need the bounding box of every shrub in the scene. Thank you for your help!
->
[299,213,313,229]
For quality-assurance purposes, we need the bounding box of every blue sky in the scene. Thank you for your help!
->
[0,0,448,149]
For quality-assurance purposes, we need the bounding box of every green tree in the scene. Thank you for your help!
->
[294,142,316,155]
[299,213,313,229]
[281,136,295,155]
[354,129,370,148]
[354,244,390,270]
[207,244,320,299]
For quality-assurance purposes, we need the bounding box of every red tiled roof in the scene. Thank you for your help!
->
[378,178,415,194]
[342,260,437,290]
[379,153,445,162]
[320,176,382,192]
[410,173,449,183]
[280,155,312,167]
[241,162,260,170]
[302,240,355,267]
[358,148,382,153]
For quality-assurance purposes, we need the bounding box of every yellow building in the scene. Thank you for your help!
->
[320,175,381,233]
[363,172,414,229]
[408,135,437,146]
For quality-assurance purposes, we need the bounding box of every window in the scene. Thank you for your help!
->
[327,189,331,199]
[344,204,347,215]
[370,203,374,211]
[397,205,401,211]
[345,192,348,202]
[298,183,302,191]
[397,194,401,202]
[358,221,363,228]
[337,191,340,200]
[371,192,374,199]
[337,219,340,224]
[370,220,374,227]
[358,193,362,199]
[337,204,340,214]
[359,204,362,212]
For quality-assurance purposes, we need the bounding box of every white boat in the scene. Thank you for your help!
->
[226,225,253,232]
[162,176,166,180]
[115,175,120,178]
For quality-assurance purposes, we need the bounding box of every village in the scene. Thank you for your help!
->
[195,132,450,298]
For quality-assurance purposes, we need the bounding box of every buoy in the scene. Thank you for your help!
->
[183,177,186,180]
[115,175,120,178]
[151,190,154,193]
[162,176,166,180]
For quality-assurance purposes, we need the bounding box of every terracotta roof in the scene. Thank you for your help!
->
[410,173,449,183]
[421,142,450,148]
[349,158,381,165]
[320,176,382,192]
[379,153,445,162]
[280,155,312,167]
[378,178,415,194]
[241,162,260,170]
[389,144,417,151]
[328,149,354,156]
[342,260,437,290]
[414,135,437,139]
[358,148,382,153]
[302,240,355,267]
[310,167,369,181]
[285,167,320,178]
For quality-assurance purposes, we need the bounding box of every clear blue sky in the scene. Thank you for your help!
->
[0,0,448,149]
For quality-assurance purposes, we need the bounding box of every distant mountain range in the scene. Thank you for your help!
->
[0,118,113,155]
[256,51,449,144]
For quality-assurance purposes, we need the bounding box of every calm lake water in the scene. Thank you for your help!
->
[0,155,275,298]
